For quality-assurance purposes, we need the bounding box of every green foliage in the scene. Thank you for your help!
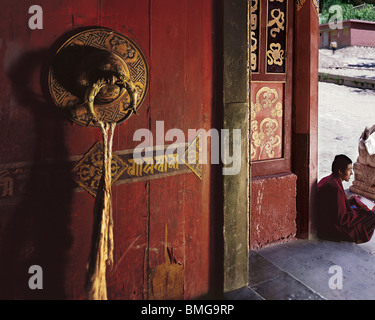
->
[321,0,375,11]
[319,1,375,23]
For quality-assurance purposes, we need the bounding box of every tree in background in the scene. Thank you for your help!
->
[319,0,375,23]
[320,0,375,11]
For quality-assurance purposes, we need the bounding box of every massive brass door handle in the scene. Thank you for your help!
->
[79,51,138,126]
[49,28,149,127]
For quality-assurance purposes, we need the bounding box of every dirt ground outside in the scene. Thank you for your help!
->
[318,81,375,186]
[318,47,375,188]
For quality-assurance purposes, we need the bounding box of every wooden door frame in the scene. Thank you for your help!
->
[292,1,319,239]
[221,0,319,292]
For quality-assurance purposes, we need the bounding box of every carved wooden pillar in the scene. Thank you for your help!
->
[293,0,319,238]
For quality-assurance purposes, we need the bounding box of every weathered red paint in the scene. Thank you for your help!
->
[249,0,319,247]
[293,0,319,239]
[250,0,296,249]
[250,173,297,250]
[0,0,214,299]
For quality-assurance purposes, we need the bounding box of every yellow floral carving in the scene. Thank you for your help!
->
[267,43,284,66]
[261,118,278,138]
[250,0,259,71]
[250,32,257,71]
[251,87,283,161]
[296,0,306,11]
[265,135,282,158]
[254,87,279,111]
[250,0,258,31]
[251,102,257,120]
[250,31,258,71]
[267,9,285,38]
[253,131,265,148]
[251,145,256,160]
[271,102,283,118]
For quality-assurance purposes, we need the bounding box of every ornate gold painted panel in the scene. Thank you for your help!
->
[251,82,284,161]
[296,0,306,11]
[266,0,287,74]
[250,0,260,73]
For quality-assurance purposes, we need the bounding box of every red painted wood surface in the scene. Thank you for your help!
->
[0,0,215,299]
[251,0,293,177]
[293,1,319,239]
[250,0,296,249]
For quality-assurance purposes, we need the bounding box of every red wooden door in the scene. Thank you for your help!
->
[0,0,215,299]
[249,0,297,249]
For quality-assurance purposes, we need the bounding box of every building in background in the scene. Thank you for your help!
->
[319,20,375,48]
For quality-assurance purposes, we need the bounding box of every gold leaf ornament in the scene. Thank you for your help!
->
[251,86,283,161]
[271,102,283,118]
[267,43,284,66]
[296,0,306,11]
[267,9,285,38]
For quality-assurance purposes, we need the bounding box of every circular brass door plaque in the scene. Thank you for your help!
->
[49,28,149,126]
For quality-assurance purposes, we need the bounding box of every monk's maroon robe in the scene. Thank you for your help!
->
[317,174,374,243]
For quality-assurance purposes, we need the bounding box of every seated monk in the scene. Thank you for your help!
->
[317,154,375,243]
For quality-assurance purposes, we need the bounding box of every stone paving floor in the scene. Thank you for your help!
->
[319,47,375,73]
[225,238,375,300]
